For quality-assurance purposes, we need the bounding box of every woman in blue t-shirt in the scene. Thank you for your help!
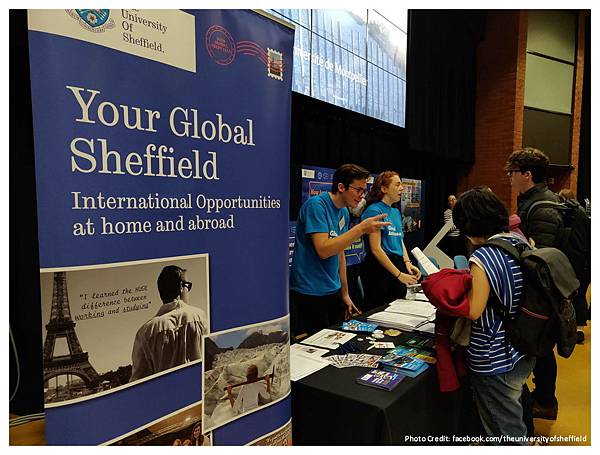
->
[360,171,421,310]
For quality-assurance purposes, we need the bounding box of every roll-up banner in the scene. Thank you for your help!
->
[28,9,293,445]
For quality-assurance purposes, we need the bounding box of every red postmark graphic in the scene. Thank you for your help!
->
[205,25,236,66]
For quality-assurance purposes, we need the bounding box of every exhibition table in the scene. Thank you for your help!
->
[291,308,473,445]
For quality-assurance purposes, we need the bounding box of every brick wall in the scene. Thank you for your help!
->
[459,11,527,214]
[563,11,587,195]
[461,10,586,210]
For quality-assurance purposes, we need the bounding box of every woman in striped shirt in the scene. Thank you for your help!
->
[452,188,535,445]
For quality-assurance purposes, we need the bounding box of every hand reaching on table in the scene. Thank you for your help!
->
[342,293,361,319]
[406,262,422,280]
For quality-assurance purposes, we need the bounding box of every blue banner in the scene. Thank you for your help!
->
[28,9,293,445]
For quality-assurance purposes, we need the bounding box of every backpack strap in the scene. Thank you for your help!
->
[484,237,526,260]
[482,237,528,357]
[486,292,512,358]
[525,200,565,228]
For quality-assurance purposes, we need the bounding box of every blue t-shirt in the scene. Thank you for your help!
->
[361,201,405,256]
[290,192,350,296]
[467,233,528,375]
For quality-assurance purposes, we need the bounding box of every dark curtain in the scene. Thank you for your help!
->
[10,10,44,416]
[576,14,590,206]
[289,93,408,219]
[405,9,485,241]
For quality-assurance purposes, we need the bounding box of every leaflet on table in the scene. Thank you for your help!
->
[386,345,436,364]
[378,351,429,377]
[301,329,356,349]
[411,292,431,302]
[341,319,378,332]
[416,321,435,335]
[367,311,433,331]
[411,247,440,275]
[290,350,330,382]
[398,333,435,350]
[290,343,329,358]
[378,347,430,378]
[326,353,382,369]
[367,341,395,351]
[386,300,436,318]
[380,362,429,378]
[356,369,406,391]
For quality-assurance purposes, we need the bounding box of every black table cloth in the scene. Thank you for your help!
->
[291,307,476,445]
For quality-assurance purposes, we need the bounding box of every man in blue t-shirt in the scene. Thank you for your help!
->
[290,164,390,336]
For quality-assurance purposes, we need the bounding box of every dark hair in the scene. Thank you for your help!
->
[505,147,550,183]
[191,423,203,442]
[365,171,399,206]
[453,188,509,238]
[157,265,186,303]
[331,164,370,193]
[246,364,259,382]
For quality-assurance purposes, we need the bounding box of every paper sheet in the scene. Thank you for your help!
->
[411,247,440,275]
[290,343,329,358]
[301,328,356,349]
[290,351,330,381]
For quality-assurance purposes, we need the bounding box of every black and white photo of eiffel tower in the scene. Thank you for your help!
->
[43,271,101,403]
[40,254,210,406]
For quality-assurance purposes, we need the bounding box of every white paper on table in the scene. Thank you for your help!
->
[367,311,430,330]
[290,343,329,358]
[387,299,436,318]
[412,292,430,302]
[369,341,395,349]
[290,351,330,381]
[300,328,356,349]
[416,321,436,335]
[411,247,440,275]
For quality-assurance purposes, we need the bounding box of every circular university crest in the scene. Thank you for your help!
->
[66,9,115,33]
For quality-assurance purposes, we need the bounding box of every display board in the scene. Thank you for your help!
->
[28,9,293,445]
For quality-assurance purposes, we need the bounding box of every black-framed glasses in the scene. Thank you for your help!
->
[506,169,523,176]
[348,185,367,196]
[182,281,193,291]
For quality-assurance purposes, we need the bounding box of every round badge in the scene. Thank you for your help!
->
[205,25,236,66]
[373,333,385,339]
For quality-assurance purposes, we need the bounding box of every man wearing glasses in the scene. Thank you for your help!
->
[290,163,390,337]
[505,147,562,422]
[130,265,207,381]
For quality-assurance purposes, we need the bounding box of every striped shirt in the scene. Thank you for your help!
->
[467,233,529,375]
[444,209,460,237]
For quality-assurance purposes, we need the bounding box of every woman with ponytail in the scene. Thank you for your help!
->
[360,171,421,310]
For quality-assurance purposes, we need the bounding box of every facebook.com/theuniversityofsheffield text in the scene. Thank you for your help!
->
[405,434,588,444]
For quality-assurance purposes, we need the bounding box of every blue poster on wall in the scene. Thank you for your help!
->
[28,9,293,445]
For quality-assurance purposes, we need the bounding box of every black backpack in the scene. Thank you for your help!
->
[486,238,580,359]
[526,199,591,286]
